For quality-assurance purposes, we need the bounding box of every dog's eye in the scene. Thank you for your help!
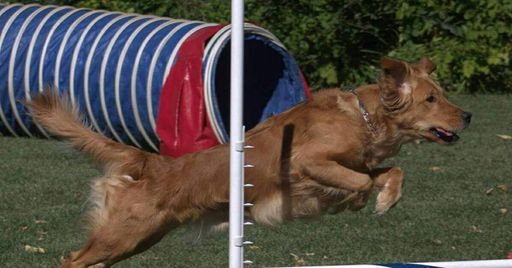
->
[426,95,436,103]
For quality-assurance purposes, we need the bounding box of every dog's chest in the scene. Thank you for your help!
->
[363,142,401,169]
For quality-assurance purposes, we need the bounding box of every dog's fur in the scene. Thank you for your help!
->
[26,57,470,267]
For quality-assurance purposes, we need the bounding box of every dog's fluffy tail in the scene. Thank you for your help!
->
[26,90,147,176]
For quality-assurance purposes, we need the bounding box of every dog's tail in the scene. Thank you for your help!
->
[26,90,147,176]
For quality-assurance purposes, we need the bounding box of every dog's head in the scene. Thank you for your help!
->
[378,57,471,144]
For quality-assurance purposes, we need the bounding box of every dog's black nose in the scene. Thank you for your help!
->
[462,111,472,126]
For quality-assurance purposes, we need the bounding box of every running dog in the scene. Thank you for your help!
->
[26,57,471,267]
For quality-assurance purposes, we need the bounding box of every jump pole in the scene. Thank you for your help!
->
[229,0,249,267]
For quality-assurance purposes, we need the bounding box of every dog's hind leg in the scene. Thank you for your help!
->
[370,167,403,214]
[61,176,176,268]
[61,213,173,268]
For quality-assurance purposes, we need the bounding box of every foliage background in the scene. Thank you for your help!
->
[15,0,512,92]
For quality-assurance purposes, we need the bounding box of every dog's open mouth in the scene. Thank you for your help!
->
[427,127,459,144]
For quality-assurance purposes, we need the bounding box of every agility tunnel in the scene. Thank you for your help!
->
[0,3,309,156]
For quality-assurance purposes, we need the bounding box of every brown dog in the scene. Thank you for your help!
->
[27,57,470,267]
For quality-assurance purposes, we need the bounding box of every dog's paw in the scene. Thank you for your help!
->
[374,187,401,215]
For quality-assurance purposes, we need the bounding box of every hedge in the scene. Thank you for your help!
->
[391,0,512,93]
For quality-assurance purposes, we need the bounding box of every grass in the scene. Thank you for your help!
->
[0,94,511,267]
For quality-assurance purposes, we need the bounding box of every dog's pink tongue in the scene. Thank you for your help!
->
[436,127,453,136]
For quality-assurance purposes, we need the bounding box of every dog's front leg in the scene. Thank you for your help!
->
[370,167,404,214]
[302,160,373,192]
[302,160,373,212]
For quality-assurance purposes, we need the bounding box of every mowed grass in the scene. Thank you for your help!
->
[0,94,511,267]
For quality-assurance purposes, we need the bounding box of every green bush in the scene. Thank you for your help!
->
[390,1,512,93]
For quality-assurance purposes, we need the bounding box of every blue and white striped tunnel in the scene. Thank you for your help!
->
[0,3,309,154]
[0,3,188,151]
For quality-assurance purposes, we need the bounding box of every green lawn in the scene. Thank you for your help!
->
[0,95,511,267]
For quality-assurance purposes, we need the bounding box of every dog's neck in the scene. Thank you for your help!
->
[355,85,415,140]
[354,85,414,168]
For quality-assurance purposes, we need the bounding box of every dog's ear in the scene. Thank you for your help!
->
[417,57,436,74]
[381,57,408,86]
[379,57,412,113]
